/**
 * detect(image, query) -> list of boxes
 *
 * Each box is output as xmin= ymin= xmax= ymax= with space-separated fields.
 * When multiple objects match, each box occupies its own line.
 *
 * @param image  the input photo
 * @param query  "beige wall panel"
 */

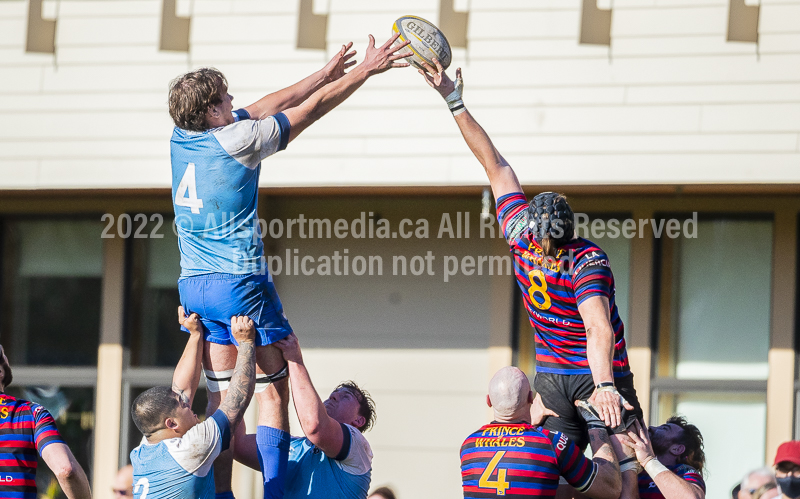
xmin=40 ymin=64 xmax=186 ymax=92
xmin=468 ymin=39 xmax=612 ymax=59
xmin=55 ymin=17 xmax=159 ymax=46
xmin=0 ymin=112 xmax=171 ymax=139
xmin=36 ymin=158 xmax=170 ymax=187
xmin=57 ymin=0 xmax=159 ymax=17
xmin=759 ymin=33 xmax=800 ymax=53
xmin=626 ymin=82 xmax=800 ymax=104
xmin=468 ymin=10 xmax=582 ymax=39
xmin=0 ymin=19 xmax=25 ymax=47
xmin=443 ymin=86 xmax=628 ymax=106
xmin=612 ymin=36 xmax=758 ymax=56
xmin=55 ymin=45 xmax=188 ymax=65
xmin=0 ymin=139 xmax=166 ymax=160
xmin=0 ymin=67 xmax=42 ymax=93
xmin=0 ymin=48 xmax=54 ymax=66
xmin=613 ymin=6 xmax=727 ymax=36
xmin=759 ymin=3 xmax=800 ymax=32
xmin=282 ymin=133 xmax=798 ymax=159
xmin=0 ymin=92 xmax=166 ymax=112
xmin=470 ymin=0 xmax=580 ymax=9
xmin=0 ymin=161 xmax=40 ymax=188
xmin=286 ymin=348 xmax=490 ymax=499
xmin=326 ymin=12 xmax=438 ymax=40
xmin=329 ymin=0 xmax=437 ymax=13
xmin=190 ymin=43 xmax=324 ymax=63
xmin=191 ymin=0 xmax=235 ymax=15
xmin=191 ymin=14 xmax=296 ymax=44
xmin=701 ymin=103 xmax=800 ymax=132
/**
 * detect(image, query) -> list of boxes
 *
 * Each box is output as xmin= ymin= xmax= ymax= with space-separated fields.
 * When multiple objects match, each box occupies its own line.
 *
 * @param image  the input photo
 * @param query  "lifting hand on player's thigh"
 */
xmin=588 ymin=386 xmax=634 ymax=428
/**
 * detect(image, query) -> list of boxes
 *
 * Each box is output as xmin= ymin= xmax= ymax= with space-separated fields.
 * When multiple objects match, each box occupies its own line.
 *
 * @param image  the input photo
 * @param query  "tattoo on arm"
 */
xmin=219 ymin=342 xmax=256 ymax=428
xmin=589 ymin=429 xmax=620 ymax=473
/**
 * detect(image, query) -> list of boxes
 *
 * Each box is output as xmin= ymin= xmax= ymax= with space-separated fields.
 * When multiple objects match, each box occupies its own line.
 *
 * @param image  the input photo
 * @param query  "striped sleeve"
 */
xmin=676 ymin=465 xmax=706 ymax=491
xmin=496 ymin=192 xmax=529 ymax=246
xmin=31 ymin=403 xmax=64 ymax=453
xmin=572 ymin=251 xmax=614 ymax=306
xmin=546 ymin=430 xmax=597 ymax=493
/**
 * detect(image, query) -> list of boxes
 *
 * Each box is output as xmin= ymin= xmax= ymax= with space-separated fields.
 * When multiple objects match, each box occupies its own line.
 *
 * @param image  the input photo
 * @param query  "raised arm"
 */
xmin=579 ymin=296 xmax=633 ymax=428
xmin=281 ymin=33 xmax=412 ymax=143
xmin=274 ymin=333 xmax=345 ymax=457
xmin=41 ymin=443 xmax=92 ymax=499
xmin=173 ymin=306 xmax=204 ymax=405
xmin=419 ymin=60 xmax=522 ymax=201
xmin=244 ymin=43 xmax=357 ymax=120
xmin=217 ymin=316 xmax=257 ymax=430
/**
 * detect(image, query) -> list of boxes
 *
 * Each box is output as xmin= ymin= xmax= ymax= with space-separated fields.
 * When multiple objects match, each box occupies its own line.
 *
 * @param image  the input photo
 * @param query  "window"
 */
xmin=652 ymin=216 xmax=772 ymax=498
xmin=1 ymin=219 xmax=103 ymax=366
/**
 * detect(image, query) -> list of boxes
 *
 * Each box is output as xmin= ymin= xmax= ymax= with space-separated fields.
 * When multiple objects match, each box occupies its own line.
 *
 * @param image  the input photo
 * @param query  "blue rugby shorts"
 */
xmin=178 ymin=272 xmax=293 ymax=346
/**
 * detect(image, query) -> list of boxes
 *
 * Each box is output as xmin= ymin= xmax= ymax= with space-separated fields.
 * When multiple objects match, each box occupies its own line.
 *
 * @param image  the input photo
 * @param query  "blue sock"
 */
xmin=257 ymin=426 xmax=290 ymax=499
xmin=215 ymin=492 xmax=235 ymax=499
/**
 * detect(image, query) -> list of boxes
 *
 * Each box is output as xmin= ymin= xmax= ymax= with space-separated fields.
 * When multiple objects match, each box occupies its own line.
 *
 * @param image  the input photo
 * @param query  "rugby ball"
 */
xmin=392 ymin=16 xmax=452 ymax=71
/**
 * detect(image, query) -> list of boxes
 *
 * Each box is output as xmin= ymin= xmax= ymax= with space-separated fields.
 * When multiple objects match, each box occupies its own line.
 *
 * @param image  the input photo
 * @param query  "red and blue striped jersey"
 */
xmin=638 ymin=464 xmax=705 ymax=499
xmin=497 ymin=192 xmax=630 ymax=377
xmin=0 ymin=393 xmax=64 ymax=499
xmin=461 ymin=422 xmax=597 ymax=498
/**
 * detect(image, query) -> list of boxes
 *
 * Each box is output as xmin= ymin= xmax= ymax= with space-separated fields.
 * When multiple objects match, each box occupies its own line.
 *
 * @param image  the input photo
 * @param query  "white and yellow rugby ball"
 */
xmin=392 ymin=16 xmax=452 ymax=71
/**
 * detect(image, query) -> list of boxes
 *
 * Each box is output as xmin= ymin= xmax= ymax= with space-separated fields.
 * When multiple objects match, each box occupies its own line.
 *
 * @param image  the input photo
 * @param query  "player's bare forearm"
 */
xmin=219 ymin=341 xmax=256 ymax=429
xmin=579 ymin=296 xmax=615 ymax=385
xmin=172 ymin=330 xmax=204 ymax=405
xmin=587 ymin=428 xmax=622 ymax=499
xmin=652 ymin=473 xmax=704 ymax=499
xmin=285 ymin=358 xmax=343 ymax=455
xmin=41 ymin=444 xmax=92 ymax=499
xmin=244 ymin=71 xmax=328 ymax=120
xmin=453 ymin=110 xmax=523 ymax=200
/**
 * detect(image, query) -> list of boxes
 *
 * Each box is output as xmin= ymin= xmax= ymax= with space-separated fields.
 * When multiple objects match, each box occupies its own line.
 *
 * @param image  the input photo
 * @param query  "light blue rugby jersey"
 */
xmin=285 ymin=423 xmax=373 ymax=499
xmin=131 ymin=411 xmax=230 ymax=499
xmin=171 ymin=110 xmax=290 ymax=277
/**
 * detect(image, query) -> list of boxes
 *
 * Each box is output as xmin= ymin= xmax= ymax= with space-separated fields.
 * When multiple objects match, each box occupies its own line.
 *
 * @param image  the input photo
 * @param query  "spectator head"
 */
xmin=740 ymin=467 xmax=779 ymax=499
xmin=369 ymin=486 xmax=397 ymax=499
xmin=774 ymin=441 xmax=800 ymax=498
xmin=112 ymin=464 xmax=133 ymax=498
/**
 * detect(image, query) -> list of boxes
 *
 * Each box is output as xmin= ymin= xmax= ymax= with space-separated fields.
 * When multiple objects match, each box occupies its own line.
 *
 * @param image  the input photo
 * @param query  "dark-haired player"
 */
xmin=0 ymin=345 xmax=91 ymax=499
xmin=461 ymin=366 xmax=621 ymax=499
xmin=233 ymin=333 xmax=375 ymax=499
xmin=168 ymin=34 xmax=411 ymax=498
xmin=420 ymin=60 xmax=643 ymax=497
xmin=622 ymin=417 xmax=706 ymax=499
xmin=130 ymin=309 xmax=256 ymax=499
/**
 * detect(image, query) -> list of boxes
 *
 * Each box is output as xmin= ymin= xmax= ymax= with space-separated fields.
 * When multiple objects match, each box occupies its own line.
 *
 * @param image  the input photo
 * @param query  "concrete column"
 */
xmin=766 ymin=209 xmax=797 ymax=463
xmin=627 ymin=209 xmax=654 ymax=424
xmin=93 ymin=235 xmax=126 ymax=495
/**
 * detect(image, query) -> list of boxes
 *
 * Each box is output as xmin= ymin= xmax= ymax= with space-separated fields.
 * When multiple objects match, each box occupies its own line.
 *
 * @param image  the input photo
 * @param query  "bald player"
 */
xmin=460 ymin=367 xmax=621 ymax=499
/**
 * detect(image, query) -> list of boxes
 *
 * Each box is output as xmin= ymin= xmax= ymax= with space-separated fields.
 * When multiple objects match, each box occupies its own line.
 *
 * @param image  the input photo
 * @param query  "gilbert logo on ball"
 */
xmin=392 ymin=16 xmax=452 ymax=71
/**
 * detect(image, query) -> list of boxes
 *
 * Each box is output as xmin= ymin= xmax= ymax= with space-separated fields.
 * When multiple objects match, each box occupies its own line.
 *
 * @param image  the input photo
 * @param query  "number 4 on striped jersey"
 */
xmin=175 ymin=163 xmax=204 ymax=214
xmin=479 ymin=450 xmax=510 ymax=496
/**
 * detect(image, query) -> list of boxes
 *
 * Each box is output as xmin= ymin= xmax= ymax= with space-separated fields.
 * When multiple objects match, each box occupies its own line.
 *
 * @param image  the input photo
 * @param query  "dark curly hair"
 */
xmin=168 ymin=67 xmax=227 ymax=132
xmin=336 ymin=380 xmax=376 ymax=433
xmin=668 ymin=415 xmax=706 ymax=475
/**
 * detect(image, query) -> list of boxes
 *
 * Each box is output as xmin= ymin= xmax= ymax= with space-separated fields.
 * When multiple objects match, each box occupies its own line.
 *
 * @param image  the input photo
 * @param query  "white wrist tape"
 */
xmin=444 ymin=74 xmax=465 ymax=116
xmin=644 ymin=458 xmax=669 ymax=478
xmin=619 ymin=457 xmax=639 ymax=473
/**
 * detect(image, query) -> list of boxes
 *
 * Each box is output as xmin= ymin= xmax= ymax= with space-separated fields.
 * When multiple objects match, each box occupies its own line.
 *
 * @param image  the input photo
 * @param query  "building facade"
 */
xmin=1 ymin=0 xmax=799 ymax=497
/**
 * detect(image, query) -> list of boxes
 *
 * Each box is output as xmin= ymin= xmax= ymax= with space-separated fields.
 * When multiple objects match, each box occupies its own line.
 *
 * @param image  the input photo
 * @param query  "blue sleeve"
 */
xmin=333 ymin=423 xmax=352 ymax=461
xmin=273 ymin=112 xmax=291 ymax=152
xmin=210 ymin=410 xmax=232 ymax=451
xmin=232 ymin=108 xmax=251 ymax=122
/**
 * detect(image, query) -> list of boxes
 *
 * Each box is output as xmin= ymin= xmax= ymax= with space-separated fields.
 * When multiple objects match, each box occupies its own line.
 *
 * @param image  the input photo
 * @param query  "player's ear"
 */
xmin=164 ymin=417 xmax=179 ymax=431
xmin=353 ymin=415 xmax=366 ymax=430
xmin=486 ymin=394 xmax=492 ymax=408
xmin=527 ymin=390 xmax=534 ymax=405
xmin=670 ymin=443 xmax=685 ymax=457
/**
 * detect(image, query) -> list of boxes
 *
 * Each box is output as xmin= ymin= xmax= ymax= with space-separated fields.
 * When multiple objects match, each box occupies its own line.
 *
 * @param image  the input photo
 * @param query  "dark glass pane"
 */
xmin=5 ymin=386 xmax=94 ymax=499
xmin=1 ymin=220 xmax=102 ymax=366
xmin=127 ymin=217 xmax=184 ymax=367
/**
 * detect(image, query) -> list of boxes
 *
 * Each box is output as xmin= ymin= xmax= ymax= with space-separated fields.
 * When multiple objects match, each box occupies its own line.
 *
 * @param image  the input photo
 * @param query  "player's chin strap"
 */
xmin=443 ymin=73 xmax=465 ymax=116
xmin=204 ymin=363 xmax=289 ymax=393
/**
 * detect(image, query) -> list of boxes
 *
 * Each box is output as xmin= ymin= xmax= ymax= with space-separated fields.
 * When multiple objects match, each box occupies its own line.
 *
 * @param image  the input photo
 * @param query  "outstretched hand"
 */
xmin=418 ymin=58 xmax=460 ymax=99
xmin=622 ymin=420 xmax=657 ymax=466
xmin=359 ymin=33 xmax=412 ymax=76
xmin=178 ymin=306 xmax=203 ymax=335
xmin=323 ymin=42 xmax=357 ymax=83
